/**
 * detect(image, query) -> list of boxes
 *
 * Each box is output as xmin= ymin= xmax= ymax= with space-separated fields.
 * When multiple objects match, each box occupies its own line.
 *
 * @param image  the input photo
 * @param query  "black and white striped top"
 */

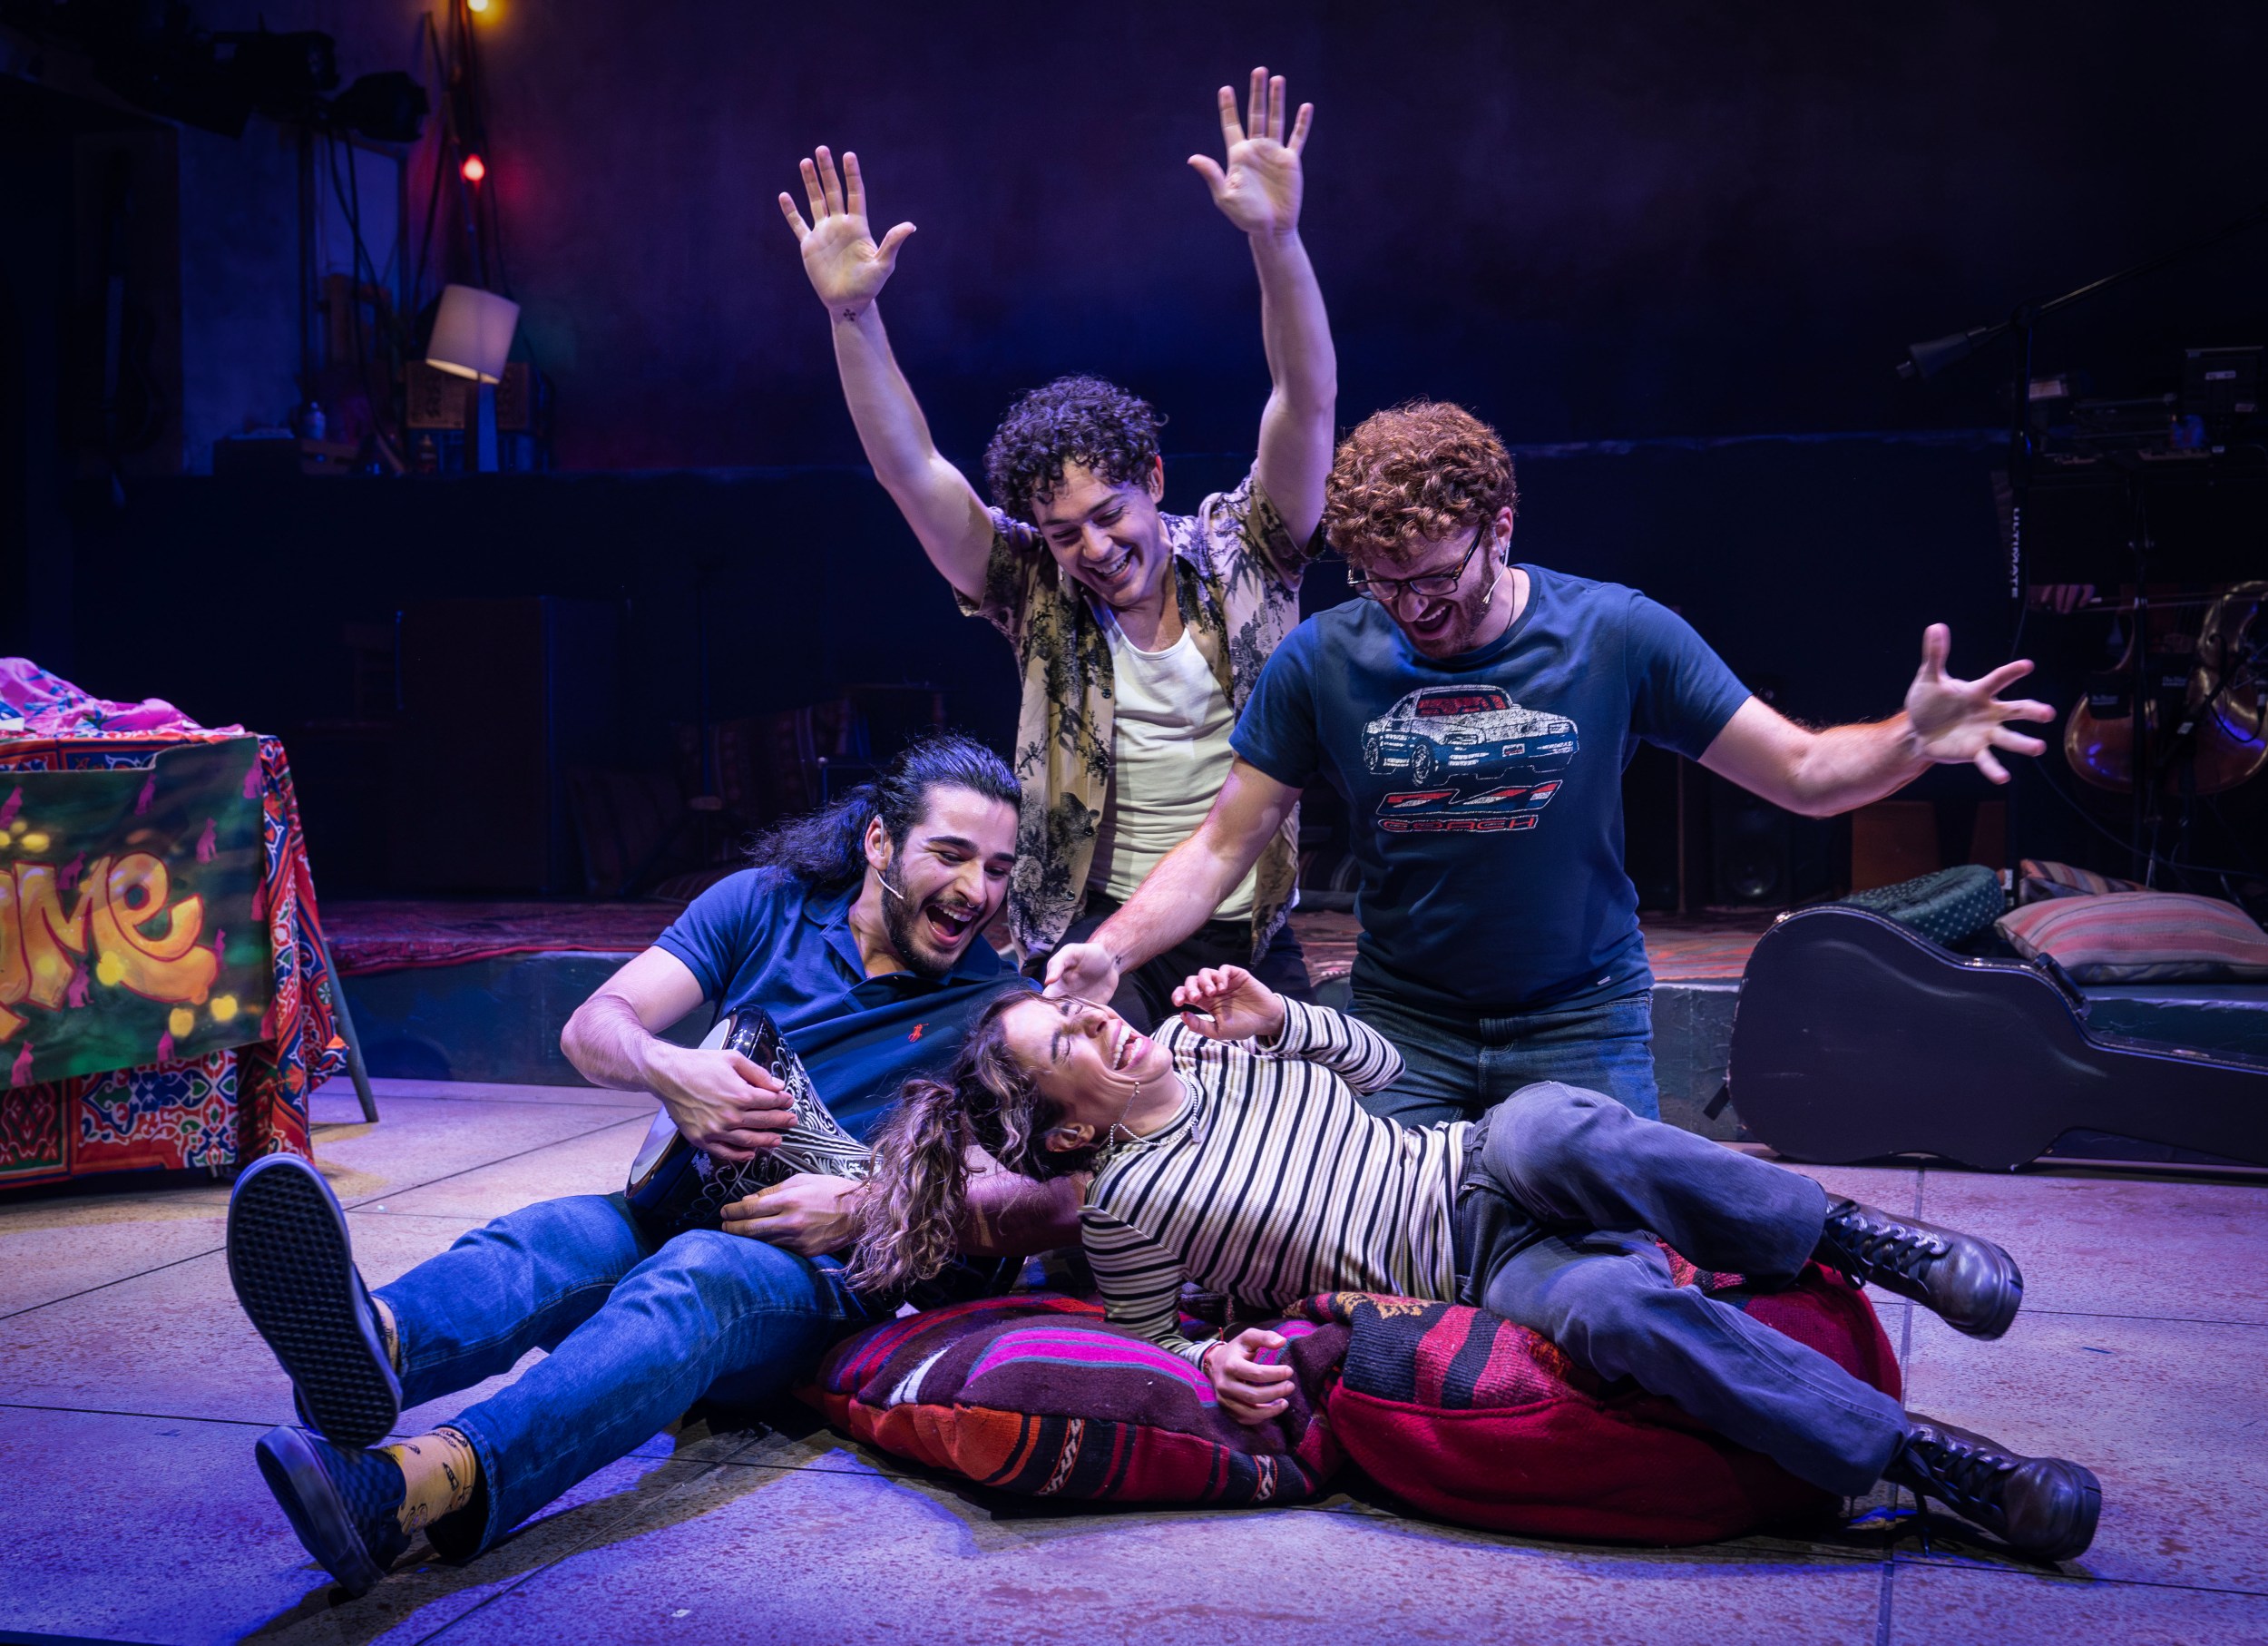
xmin=1080 ymin=997 xmax=1471 ymax=1366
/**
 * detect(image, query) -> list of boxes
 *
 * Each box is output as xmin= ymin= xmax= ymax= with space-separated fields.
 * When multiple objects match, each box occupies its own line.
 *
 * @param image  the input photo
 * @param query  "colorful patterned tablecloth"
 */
xmin=0 ymin=732 xmax=345 ymax=1190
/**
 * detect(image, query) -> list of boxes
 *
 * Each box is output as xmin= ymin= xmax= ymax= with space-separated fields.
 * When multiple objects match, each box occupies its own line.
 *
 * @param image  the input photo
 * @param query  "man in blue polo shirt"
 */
xmin=1048 ymin=402 xmax=2055 ymax=1122
xmin=226 ymin=735 xmax=1073 ymax=1597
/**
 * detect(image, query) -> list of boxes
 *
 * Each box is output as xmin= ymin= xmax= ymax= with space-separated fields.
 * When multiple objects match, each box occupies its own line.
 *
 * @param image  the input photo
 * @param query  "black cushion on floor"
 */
xmin=1833 ymin=865 xmax=2005 ymax=948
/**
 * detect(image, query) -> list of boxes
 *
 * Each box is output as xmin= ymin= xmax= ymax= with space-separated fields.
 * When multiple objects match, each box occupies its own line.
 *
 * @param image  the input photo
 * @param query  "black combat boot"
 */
xmin=1813 ymin=1200 xmax=2023 ymax=1339
xmin=1884 ymin=1415 xmax=2101 ymax=1563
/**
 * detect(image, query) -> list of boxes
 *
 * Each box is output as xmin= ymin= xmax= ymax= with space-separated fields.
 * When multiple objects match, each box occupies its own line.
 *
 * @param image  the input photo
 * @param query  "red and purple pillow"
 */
xmin=801 ymin=1259 xmax=1900 ymax=1542
xmin=799 ymin=1292 xmax=1346 ymax=1506
xmin=1292 ymin=1259 xmax=1901 ymax=1543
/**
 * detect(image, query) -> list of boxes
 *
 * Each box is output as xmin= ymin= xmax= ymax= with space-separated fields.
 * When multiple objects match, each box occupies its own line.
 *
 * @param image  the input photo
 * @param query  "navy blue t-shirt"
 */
xmin=1232 ymin=565 xmax=1750 ymax=1014
xmin=655 ymin=867 xmax=1031 ymax=1141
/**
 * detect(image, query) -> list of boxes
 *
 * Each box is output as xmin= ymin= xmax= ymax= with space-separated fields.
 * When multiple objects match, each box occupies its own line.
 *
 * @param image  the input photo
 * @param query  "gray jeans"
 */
xmin=1452 ymin=1083 xmax=1909 ymax=1495
xmin=1352 ymin=982 xmax=1661 ymax=1124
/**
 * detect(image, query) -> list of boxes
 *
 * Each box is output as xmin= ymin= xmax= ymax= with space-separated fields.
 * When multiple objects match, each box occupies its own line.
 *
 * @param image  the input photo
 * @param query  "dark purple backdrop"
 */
xmin=8 ymin=1 xmax=2266 ymax=894
xmin=457 ymin=1 xmax=2268 ymax=468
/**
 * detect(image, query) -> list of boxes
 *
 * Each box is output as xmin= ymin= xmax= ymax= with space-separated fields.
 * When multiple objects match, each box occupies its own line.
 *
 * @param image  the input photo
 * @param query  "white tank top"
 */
xmin=1090 ymin=614 xmax=1259 ymax=921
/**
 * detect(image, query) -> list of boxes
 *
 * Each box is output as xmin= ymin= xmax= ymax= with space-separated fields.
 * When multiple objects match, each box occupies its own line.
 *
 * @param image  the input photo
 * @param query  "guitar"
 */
xmin=2062 ymin=581 xmax=2266 ymax=797
xmin=624 ymin=1006 xmax=870 ymax=1241
xmin=1726 ymin=905 xmax=2268 ymax=1171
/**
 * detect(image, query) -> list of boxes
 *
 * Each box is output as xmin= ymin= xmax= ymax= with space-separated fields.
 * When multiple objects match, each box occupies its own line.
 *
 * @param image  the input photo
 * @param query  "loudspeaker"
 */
xmin=1708 ymin=774 xmax=1842 ymax=908
xmin=1711 ymin=779 xmax=1789 ymax=906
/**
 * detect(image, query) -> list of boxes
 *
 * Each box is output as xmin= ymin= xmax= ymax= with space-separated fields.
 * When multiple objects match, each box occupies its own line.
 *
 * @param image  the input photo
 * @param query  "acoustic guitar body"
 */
xmin=1727 ymin=906 xmax=2268 ymax=1171
xmin=2061 ymin=581 xmax=2266 ymax=796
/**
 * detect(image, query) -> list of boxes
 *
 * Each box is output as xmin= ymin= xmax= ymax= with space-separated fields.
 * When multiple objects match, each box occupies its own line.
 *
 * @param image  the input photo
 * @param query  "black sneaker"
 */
xmin=255 ymin=1427 xmax=412 ymax=1597
xmin=1813 ymin=1199 xmax=2024 ymax=1340
xmin=1885 ymin=1415 xmax=2102 ymax=1563
xmin=229 ymin=1154 xmax=402 ymax=1448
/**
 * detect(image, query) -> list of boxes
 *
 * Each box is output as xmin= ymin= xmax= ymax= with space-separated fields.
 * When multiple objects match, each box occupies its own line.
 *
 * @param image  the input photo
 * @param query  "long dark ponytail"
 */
xmin=847 ymin=988 xmax=1098 ymax=1293
xmin=743 ymin=730 xmax=1019 ymax=895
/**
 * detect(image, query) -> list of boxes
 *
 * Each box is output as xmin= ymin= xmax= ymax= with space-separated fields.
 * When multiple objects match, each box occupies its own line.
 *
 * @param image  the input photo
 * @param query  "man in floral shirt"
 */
xmin=779 ymin=66 xmax=1338 ymax=1027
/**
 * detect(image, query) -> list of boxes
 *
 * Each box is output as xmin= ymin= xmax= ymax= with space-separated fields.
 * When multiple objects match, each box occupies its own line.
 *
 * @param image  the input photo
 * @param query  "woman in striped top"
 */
xmin=850 ymin=966 xmax=2100 ymax=1562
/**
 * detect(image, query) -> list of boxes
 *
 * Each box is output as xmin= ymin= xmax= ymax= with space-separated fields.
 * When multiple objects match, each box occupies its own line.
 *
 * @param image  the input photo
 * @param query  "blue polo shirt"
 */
xmin=1233 ymin=565 xmax=1750 ymax=1016
xmin=654 ymin=867 xmax=1029 ymax=1141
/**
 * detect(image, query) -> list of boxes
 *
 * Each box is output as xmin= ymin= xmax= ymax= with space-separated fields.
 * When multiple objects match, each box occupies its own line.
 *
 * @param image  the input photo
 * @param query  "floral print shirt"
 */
xmin=957 ymin=468 xmax=1316 ymax=962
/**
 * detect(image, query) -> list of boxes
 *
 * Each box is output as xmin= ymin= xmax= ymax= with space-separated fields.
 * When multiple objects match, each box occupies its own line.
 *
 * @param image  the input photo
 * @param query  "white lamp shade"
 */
xmin=426 ymin=283 xmax=521 ymax=384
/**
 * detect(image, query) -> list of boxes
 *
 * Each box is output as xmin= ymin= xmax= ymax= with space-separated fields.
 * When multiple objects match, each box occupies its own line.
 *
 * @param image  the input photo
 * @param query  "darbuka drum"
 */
xmin=624 ymin=1005 xmax=869 ymax=1241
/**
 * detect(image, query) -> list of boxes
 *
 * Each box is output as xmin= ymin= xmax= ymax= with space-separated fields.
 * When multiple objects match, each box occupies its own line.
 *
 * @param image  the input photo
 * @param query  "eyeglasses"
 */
xmin=1344 ymin=523 xmax=1492 ymax=604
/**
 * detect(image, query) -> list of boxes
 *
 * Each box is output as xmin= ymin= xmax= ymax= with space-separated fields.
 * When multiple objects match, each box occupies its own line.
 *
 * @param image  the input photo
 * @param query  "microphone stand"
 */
xmin=1895 ymin=197 xmax=2268 ymax=877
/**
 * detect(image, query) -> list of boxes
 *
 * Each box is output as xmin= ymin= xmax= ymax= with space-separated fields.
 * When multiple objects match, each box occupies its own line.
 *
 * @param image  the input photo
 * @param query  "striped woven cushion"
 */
xmin=1998 ymin=891 xmax=2268 ymax=983
xmin=797 ymin=1292 xmax=1347 ymax=1506
xmin=2019 ymin=857 xmax=2146 ymax=904
xmin=1283 ymin=1261 xmax=1901 ymax=1543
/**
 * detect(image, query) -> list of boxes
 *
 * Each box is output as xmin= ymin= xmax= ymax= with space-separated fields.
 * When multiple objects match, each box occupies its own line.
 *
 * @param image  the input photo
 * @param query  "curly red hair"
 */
xmin=1322 ymin=401 xmax=1518 ymax=568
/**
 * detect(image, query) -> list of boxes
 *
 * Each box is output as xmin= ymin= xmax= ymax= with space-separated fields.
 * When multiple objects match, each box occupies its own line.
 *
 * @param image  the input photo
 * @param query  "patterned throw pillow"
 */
xmin=1836 ymin=865 xmax=2006 ymax=946
xmin=2019 ymin=858 xmax=2146 ymax=905
xmin=1287 ymin=1260 xmax=1901 ymax=1543
xmin=1998 ymin=891 xmax=2268 ymax=983
xmin=798 ymin=1293 xmax=1347 ymax=1506
xmin=804 ymin=1264 xmax=1900 ymax=1542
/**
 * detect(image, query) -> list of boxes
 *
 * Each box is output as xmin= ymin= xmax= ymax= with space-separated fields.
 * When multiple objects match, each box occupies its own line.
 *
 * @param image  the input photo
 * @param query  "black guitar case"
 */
xmin=1726 ymin=904 xmax=2268 ymax=1170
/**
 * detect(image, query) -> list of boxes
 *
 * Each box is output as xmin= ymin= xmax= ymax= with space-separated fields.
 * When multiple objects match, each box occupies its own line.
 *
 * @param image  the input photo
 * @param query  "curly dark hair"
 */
xmin=742 ymin=730 xmax=1018 ymax=896
xmin=1322 ymin=400 xmax=1520 ymax=569
xmin=982 ymin=375 xmax=1163 ymax=524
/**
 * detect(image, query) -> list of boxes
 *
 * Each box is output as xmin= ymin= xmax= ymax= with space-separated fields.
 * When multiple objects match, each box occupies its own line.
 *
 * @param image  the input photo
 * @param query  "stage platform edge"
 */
xmin=338 ymin=953 xmax=2267 ymax=1167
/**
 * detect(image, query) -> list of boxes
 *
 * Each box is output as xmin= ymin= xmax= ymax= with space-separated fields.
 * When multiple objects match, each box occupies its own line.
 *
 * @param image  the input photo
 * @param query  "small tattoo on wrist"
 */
xmin=840 ymin=307 xmax=863 ymax=322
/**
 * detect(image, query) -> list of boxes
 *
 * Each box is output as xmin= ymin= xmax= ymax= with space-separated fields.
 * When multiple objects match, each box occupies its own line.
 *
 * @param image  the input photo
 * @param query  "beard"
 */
xmin=879 ymin=863 xmax=982 ymax=981
xmin=1396 ymin=561 xmax=1509 ymax=658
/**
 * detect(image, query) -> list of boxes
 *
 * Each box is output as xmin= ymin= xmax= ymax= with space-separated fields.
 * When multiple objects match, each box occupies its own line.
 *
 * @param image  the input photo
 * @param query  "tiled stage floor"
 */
xmin=4 ymin=1077 xmax=2264 ymax=1645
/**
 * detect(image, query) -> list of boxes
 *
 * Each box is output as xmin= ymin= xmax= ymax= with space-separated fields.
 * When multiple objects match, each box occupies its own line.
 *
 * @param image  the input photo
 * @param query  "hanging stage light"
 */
xmin=461 ymin=152 xmax=487 ymax=184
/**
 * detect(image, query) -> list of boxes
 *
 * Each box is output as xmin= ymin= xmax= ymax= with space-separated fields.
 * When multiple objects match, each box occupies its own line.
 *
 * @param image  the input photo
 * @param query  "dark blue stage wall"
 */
xmin=19 ymin=3 xmax=2268 ymax=891
xmin=65 ymin=437 xmax=2036 ymax=896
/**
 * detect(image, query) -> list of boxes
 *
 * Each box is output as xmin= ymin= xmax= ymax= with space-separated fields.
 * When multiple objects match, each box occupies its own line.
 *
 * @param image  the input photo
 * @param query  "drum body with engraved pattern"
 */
xmin=624 ymin=1005 xmax=870 ymax=1241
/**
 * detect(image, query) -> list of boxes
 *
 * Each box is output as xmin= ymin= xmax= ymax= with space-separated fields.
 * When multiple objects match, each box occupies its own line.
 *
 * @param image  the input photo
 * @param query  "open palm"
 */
xmin=778 ymin=147 xmax=914 ymax=314
xmin=1191 ymin=67 xmax=1313 ymax=237
xmin=1904 ymin=623 xmax=2056 ymax=783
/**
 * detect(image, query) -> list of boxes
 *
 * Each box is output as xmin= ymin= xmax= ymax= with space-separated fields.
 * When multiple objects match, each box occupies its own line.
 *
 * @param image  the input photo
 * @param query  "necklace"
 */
xmin=1101 ymin=1078 xmax=1142 ymax=1153
xmin=1099 ymin=1064 xmax=1183 ymax=1157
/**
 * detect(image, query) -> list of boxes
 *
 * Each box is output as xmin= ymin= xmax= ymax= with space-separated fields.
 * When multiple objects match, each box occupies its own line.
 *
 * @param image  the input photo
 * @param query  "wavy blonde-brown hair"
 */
xmin=847 ymin=989 xmax=1098 ymax=1295
xmin=1321 ymin=400 xmax=1519 ymax=569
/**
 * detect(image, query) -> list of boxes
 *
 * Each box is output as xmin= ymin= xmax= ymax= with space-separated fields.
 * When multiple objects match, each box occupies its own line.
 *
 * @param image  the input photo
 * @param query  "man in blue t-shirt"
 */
xmin=225 ymin=735 xmax=1070 ymax=1598
xmin=1047 ymin=402 xmax=2055 ymax=1122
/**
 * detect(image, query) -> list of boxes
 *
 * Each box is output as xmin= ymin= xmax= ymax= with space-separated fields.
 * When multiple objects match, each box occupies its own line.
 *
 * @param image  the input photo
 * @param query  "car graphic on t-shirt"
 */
xmin=1361 ymin=686 xmax=1580 ymax=785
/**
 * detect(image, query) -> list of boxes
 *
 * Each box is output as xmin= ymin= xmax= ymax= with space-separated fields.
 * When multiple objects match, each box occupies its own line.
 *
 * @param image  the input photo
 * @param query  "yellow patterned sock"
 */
xmin=378 ymin=1427 xmax=479 ymax=1535
xmin=370 ymin=1296 xmax=401 ymax=1370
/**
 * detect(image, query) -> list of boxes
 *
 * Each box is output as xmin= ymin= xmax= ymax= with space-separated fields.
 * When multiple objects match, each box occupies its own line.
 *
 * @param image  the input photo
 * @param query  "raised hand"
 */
xmin=1904 ymin=623 xmax=2057 ymax=783
xmin=1189 ymin=66 xmax=1313 ymax=238
xmin=777 ymin=147 xmax=915 ymax=319
xmin=1171 ymin=965 xmax=1286 ymax=1043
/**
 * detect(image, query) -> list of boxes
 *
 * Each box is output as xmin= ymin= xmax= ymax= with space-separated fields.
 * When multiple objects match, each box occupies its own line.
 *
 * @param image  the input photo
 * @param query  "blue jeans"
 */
xmin=373 ymin=1193 xmax=877 ymax=1557
xmin=1351 ymin=981 xmax=1661 ymax=1123
xmin=1455 ymin=1083 xmax=1908 ymax=1494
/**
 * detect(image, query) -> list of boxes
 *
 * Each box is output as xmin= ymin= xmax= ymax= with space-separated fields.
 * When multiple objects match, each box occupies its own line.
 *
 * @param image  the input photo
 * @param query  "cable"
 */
xmin=2018 ymin=753 xmax=2263 ymax=887
xmin=410 ymin=10 xmax=456 ymax=309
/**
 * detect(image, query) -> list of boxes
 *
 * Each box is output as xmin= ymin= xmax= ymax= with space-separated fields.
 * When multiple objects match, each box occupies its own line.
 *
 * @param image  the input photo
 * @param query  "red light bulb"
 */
xmin=461 ymin=153 xmax=486 ymax=184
